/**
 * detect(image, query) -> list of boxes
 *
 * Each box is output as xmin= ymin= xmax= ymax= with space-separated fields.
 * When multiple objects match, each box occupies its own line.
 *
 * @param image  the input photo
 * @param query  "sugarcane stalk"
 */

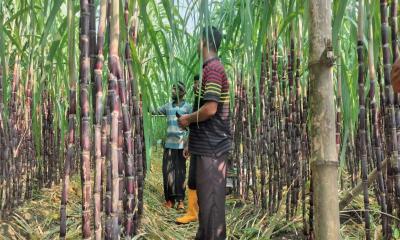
xmin=104 ymin=1 xmax=113 ymax=238
xmin=298 ymin=22 xmax=309 ymax=233
xmin=110 ymin=80 xmax=120 ymax=239
xmin=9 ymin=56 xmax=20 ymax=209
xmin=135 ymin=103 xmax=145 ymax=229
xmin=339 ymin=158 xmax=389 ymax=210
xmin=127 ymin=5 xmax=144 ymax=231
xmin=292 ymin=34 xmax=301 ymax=219
xmin=390 ymin=0 xmax=398 ymax=62
xmin=108 ymin=0 xmax=122 ymax=237
xmin=0 ymin=60 xmax=3 ymax=215
xmin=250 ymin=83 xmax=258 ymax=205
xmin=356 ymin=1 xmax=371 ymax=238
xmin=260 ymin=42 xmax=268 ymax=210
xmin=89 ymin=0 xmax=97 ymax=105
xmin=105 ymin=94 xmax=113 ymax=239
xmin=79 ymin=0 xmax=92 ymax=238
xmin=367 ymin=0 xmax=388 ymax=235
xmin=380 ymin=1 xmax=399 ymax=236
xmin=122 ymin=0 xmax=138 ymax=235
xmin=390 ymin=0 xmax=400 ymax=219
xmin=93 ymin=0 xmax=107 ymax=239
xmin=271 ymin=35 xmax=279 ymax=213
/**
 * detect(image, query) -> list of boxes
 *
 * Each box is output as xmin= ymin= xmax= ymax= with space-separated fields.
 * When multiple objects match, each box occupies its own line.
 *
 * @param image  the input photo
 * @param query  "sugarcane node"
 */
xmin=109 ymin=55 xmax=121 ymax=76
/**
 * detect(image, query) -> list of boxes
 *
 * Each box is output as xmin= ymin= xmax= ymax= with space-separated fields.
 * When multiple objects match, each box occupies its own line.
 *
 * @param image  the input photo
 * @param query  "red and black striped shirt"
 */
xmin=189 ymin=57 xmax=232 ymax=157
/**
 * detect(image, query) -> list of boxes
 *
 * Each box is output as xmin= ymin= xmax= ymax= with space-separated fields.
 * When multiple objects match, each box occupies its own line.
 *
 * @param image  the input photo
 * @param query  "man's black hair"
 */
xmin=202 ymin=26 xmax=222 ymax=52
xmin=194 ymin=74 xmax=200 ymax=81
xmin=176 ymin=81 xmax=186 ymax=94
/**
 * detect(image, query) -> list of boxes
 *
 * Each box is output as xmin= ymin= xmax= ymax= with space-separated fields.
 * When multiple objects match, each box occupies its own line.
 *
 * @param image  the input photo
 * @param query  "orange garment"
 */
xmin=391 ymin=58 xmax=400 ymax=93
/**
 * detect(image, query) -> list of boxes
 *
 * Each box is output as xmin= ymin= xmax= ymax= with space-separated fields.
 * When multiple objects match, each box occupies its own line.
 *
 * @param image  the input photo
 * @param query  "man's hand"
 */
xmin=183 ymin=147 xmax=189 ymax=159
xmin=392 ymin=57 xmax=400 ymax=93
xmin=178 ymin=114 xmax=191 ymax=128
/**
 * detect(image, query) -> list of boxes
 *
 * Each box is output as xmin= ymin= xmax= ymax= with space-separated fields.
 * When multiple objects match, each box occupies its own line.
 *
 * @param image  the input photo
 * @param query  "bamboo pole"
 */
xmin=308 ymin=0 xmax=340 ymax=238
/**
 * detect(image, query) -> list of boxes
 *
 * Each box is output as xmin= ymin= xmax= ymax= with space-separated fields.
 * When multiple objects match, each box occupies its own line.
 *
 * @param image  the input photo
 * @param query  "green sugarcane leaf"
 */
xmin=39 ymin=0 xmax=63 ymax=48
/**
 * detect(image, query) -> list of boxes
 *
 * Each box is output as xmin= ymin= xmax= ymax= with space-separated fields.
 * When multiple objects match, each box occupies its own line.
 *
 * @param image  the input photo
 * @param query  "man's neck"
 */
xmin=202 ymin=49 xmax=218 ymax=63
xmin=173 ymin=98 xmax=184 ymax=105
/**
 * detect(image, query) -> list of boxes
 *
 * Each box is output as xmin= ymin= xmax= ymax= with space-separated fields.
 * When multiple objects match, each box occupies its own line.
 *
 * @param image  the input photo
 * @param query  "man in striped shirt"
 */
xmin=178 ymin=26 xmax=231 ymax=240
xmin=152 ymin=81 xmax=192 ymax=209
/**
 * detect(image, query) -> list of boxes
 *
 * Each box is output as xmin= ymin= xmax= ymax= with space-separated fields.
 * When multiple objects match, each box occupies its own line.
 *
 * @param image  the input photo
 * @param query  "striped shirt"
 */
xmin=189 ymin=57 xmax=232 ymax=157
xmin=154 ymin=101 xmax=192 ymax=149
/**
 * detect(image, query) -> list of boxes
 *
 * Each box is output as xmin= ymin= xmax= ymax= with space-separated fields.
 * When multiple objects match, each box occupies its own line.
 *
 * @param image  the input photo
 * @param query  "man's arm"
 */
xmin=179 ymin=64 xmax=222 ymax=127
xmin=151 ymin=103 xmax=168 ymax=115
xmin=187 ymin=101 xmax=218 ymax=123
xmin=178 ymin=100 xmax=218 ymax=128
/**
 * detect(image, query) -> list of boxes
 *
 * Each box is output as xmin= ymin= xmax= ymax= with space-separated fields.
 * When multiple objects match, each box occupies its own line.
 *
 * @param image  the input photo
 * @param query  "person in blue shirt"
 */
xmin=152 ymin=81 xmax=192 ymax=209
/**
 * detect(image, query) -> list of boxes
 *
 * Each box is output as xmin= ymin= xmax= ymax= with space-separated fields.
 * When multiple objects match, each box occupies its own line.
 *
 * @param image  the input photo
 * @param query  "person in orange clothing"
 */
xmin=392 ymin=58 xmax=400 ymax=93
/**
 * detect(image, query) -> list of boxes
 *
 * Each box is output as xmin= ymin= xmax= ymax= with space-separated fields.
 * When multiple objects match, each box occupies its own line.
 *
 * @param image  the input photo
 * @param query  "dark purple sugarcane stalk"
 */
xmin=250 ymin=82 xmax=258 ymax=205
xmin=242 ymin=86 xmax=250 ymax=200
xmin=134 ymin=102 xmax=145 ymax=231
xmin=271 ymin=35 xmax=279 ymax=213
xmin=117 ymin=97 xmax=125 ymax=225
xmin=233 ymin=71 xmax=243 ymax=196
xmin=105 ymin=88 xmax=113 ymax=239
xmin=60 ymin=93 xmax=76 ymax=238
xmin=107 ymin=0 xmax=125 ymax=237
xmin=278 ymin=57 xmax=286 ymax=211
xmin=89 ymin=0 xmax=96 ymax=58
xmin=380 ymin=1 xmax=399 ymax=236
xmin=93 ymin=0 xmax=107 ymax=238
xmin=47 ymin=95 xmax=55 ymax=187
xmin=79 ymin=0 xmax=92 ymax=238
xmin=60 ymin=83 xmax=76 ymax=239
xmin=357 ymin=1 xmax=371 ymax=238
xmin=260 ymin=42 xmax=268 ymax=210
xmin=130 ymin=4 xmax=145 ymax=229
xmin=368 ymin=11 xmax=388 ymax=234
xmin=122 ymin=0 xmax=139 ymax=235
xmin=288 ymin=30 xmax=300 ymax=219
xmin=0 ymin=63 xmax=4 ymax=213
xmin=285 ymin=43 xmax=293 ymax=221
xmin=9 ymin=57 xmax=20 ymax=209
xmin=390 ymin=0 xmax=398 ymax=62
xmin=109 ymin=79 xmax=120 ymax=238
xmin=309 ymin=171 xmax=314 ymax=240
xmin=0 ymin=61 xmax=9 ymax=216
xmin=104 ymin=1 xmax=113 ymax=238
xmin=390 ymin=0 xmax=400 ymax=217
xmin=292 ymin=39 xmax=301 ymax=219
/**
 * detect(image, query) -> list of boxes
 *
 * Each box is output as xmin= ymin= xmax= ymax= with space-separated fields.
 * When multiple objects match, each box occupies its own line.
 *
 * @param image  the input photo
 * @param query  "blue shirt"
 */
xmin=154 ymin=101 xmax=192 ymax=149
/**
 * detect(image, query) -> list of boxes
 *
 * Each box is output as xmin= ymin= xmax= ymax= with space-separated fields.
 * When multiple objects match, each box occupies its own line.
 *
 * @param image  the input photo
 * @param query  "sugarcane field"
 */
xmin=3 ymin=0 xmax=400 ymax=239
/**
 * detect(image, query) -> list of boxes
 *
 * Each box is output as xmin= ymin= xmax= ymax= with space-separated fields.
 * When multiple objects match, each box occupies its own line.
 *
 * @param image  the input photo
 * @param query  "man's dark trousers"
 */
xmin=194 ymin=154 xmax=227 ymax=240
